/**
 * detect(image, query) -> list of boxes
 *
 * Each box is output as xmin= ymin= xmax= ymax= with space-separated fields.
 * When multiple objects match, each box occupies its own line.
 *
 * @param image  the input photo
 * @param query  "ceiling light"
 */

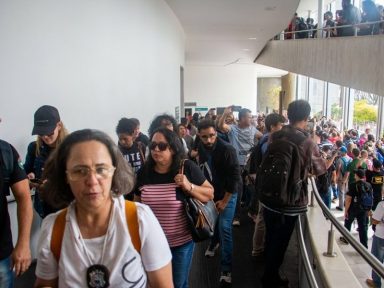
xmin=248 ymin=37 xmax=257 ymax=40
xmin=243 ymin=48 xmax=250 ymax=52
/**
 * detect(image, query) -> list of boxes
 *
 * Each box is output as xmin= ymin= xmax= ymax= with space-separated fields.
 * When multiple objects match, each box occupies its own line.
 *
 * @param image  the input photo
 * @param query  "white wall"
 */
xmin=0 ymin=0 xmax=185 ymax=157
xmin=184 ymin=64 xmax=257 ymax=114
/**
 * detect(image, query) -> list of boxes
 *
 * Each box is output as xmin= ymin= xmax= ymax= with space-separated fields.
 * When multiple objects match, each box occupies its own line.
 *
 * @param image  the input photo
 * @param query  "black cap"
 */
xmin=373 ymin=159 xmax=383 ymax=169
xmin=32 ymin=105 xmax=60 ymax=136
xmin=354 ymin=169 xmax=366 ymax=179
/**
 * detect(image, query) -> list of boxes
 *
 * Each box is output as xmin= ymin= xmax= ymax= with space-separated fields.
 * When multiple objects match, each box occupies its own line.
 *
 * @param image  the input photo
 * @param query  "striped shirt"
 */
xmin=140 ymin=183 xmax=191 ymax=247
xmin=135 ymin=160 xmax=206 ymax=247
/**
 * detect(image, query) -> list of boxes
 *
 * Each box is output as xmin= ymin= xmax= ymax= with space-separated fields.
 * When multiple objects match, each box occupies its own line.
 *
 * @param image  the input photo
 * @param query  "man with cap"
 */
xmin=336 ymin=146 xmax=352 ymax=211
xmin=340 ymin=168 xmax=372 ymax=248
xmin=24 ymin=105 xmax=67 ymax=218
xmin=0 ymin=136 xmax=33 ymax=286
xmin=366 ymin=159 xmax=384 ymax=211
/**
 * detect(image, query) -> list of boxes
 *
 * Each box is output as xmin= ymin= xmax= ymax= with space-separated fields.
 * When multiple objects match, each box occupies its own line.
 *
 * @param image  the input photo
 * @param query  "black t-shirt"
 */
xmin=135 ymin=133 xmax=150 ymax=147
xmin=119 ymin=143 xmax=145 ymax=174
xmin=134 ymin=159 xmax=206 ymax=196
xmin=0 ymin=142 xmax=28 ymax=260
xmin=365 ymin=170 xmax=384 ymax=208
xmin=346 ymin=180 xmax=372 ymax=210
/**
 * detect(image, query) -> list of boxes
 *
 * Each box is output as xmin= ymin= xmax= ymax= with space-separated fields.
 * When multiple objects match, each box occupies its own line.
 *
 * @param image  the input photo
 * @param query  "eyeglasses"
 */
xmin=149 ymin=141 xmax=169 ymax=151
xmin=200 ymin=133 xmax=217 ymax=140
xmin=66 ymin=166 xmax=116 ymax=181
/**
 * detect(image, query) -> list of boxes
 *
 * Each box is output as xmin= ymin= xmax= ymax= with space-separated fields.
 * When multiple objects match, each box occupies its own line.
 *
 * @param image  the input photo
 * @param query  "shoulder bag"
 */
xmin=179 ymin=159 xmax=218 ymax=242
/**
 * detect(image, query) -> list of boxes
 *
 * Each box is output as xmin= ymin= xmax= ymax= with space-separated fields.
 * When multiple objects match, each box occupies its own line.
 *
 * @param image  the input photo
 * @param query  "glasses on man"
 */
xmin=200 ymin=133 xmax=217 ymax=140
xmin=66 ymin=166 xmax=116 ymax=181
xmin=149 ymin=141 xmax=169 ymax=151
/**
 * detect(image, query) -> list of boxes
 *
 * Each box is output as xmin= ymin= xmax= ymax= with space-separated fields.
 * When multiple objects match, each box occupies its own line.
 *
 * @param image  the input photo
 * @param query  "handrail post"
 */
xmin=309 ymin=187 xmax=315 ymax=207
xmin=354 ymin=25 xmax=358 ymax=36
xmin=323 ymin=223 xmax=337 ymax=257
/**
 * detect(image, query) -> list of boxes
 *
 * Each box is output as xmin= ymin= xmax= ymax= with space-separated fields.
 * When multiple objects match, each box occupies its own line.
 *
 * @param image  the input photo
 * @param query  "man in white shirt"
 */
xmin=367 ymin=200 xmax=384 ymax=288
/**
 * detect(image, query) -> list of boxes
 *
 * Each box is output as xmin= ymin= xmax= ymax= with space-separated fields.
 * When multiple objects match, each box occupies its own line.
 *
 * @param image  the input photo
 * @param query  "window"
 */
xmin=308 ymin=78 xmax=325 ymax=116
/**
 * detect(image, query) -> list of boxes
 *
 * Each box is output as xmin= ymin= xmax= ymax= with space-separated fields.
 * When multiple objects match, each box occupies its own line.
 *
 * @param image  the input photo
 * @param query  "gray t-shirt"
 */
xmin=228 ymin=125 xmax=258 ymax=165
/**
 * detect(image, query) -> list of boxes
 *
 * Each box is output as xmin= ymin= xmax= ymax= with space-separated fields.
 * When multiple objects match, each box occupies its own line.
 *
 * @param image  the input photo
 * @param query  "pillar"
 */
xmin=281 ymin=72 xmax=297 ymax=109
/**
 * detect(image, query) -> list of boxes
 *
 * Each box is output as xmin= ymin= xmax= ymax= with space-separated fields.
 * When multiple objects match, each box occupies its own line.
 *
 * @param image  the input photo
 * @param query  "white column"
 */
xmin=317 ymin=0 xmax=324 ymax=38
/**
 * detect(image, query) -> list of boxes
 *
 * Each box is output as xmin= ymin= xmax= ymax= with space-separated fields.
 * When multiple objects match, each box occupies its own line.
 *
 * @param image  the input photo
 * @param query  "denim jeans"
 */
xmin=320 ymin=186 xmax=332 ymax=209
xmin=0 ymin=256 xmax=14 ymax=288
xmin=344 ymin=207 xmax=368 ymax=248
xmin=170 ymin=240 xmax=194 ymax=288
xmin=263 ymin=208 xmax=298 ymax=281
xmin=337 ymin=180 xmax=347 ymax=210
xmin=371 ymin=235 xmax=384 ymax=287
xmin=331 ymin=184 xmax=338 ymax=199
xmin=209 ymin=193 xmax=237 ymax=272
xmin=234 ymin=173 xmax=243 ymax=220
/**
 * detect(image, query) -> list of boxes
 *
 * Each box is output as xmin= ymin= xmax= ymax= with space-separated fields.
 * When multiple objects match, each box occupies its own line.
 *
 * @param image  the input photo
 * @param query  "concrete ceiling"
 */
xmin=165 ymin=0 xmax=301 ymax=66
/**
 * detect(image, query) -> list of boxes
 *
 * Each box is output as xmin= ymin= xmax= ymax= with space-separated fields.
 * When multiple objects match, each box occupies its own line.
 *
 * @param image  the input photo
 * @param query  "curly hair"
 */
xmin=148 ymin=114 xmax=177 ymax=135
xmin=116 ymin=117 xmax=136 ymax=135
xmin=142 ymin=127 xmax=185 ymax=178
xmin=42 ymin=129 xmax=135 ymax=209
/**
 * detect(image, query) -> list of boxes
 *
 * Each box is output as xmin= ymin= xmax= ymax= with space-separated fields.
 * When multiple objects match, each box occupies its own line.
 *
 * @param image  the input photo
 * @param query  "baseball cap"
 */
xmin=32 ymin=105 xmax=60 ymax=136
xmin=339 ymin=146 xmax=347 ymax=153
xmin=354 ymin=169 xmax=365 ymax=179
xmin=373 ymin=159 xmax=383 ymax=169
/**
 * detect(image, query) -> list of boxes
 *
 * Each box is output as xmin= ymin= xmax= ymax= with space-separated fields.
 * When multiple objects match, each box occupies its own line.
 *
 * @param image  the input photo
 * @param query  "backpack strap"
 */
xmin=125 ymin=200 xmax=141 ymax=254
xmin=51 ymin=208 xmax=67 ymax=263
xmin=50 ymin=201 xmax=141 ymax=263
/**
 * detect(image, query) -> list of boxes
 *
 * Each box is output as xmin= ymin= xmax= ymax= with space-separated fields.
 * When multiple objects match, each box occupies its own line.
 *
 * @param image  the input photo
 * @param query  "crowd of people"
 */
xmin=310 ymin=117 xmax=384 ymax=288
xmin=2 ymin=99 xmax=384 ymax=287
xmin=284 ymin=0 xmax=384 ymax=39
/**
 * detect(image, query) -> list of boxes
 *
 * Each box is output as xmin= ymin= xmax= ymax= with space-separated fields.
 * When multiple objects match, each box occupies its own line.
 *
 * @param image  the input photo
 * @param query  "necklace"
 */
xmin=76 ymin=205 xmax=114 ymax=288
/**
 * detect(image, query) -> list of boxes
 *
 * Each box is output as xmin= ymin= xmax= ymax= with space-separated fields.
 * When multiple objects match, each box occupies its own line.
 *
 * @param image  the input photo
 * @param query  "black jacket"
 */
xmin=198 ymin=137 xmax=240 ymax=201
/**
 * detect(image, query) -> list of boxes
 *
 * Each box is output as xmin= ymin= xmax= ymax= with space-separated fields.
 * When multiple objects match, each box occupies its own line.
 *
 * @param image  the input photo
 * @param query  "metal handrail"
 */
xmin=280 ymin=19 xmax=384 ymax=38
xmin=297 ymin=215 xmax=319 ymax=288
xmin=309 ymin=177 xmax=384 ymax=278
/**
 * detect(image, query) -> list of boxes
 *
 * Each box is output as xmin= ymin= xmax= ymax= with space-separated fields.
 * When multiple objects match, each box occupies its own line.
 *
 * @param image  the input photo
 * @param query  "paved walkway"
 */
xmin=330 ymin=199 xmax=374 ymax=288
xmin=189 ymin=207 xmax=299 ymax=288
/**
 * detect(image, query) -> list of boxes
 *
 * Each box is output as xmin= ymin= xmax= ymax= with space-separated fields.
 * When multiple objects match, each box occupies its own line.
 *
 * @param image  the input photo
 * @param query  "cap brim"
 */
xmin=32 ymin=124 xmax=56 ymax=136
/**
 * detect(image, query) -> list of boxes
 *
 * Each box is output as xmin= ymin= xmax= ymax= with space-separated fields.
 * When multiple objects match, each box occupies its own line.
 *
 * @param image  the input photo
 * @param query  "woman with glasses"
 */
xmin=24 ymin=105 xmax=68 ymax=218
xmin=134 ymin=128 xmax=214 ymax=288
xmin=34 ymin=129 xmax=173 ymax=288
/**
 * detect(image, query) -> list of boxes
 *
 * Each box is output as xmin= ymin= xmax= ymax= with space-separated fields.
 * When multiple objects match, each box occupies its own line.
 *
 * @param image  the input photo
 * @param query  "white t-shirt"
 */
xmin=35 ymin=196 xmax=172 ymax=287
xmin=373 ymin=201 xmax=384 ymax=239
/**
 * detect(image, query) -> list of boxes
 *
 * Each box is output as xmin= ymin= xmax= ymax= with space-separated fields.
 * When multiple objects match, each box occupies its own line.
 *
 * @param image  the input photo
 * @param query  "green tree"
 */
xmin=354 ymin=99 xmax=377 ymax=124
xmin=331 ymin=103 xmax=342 ymax=120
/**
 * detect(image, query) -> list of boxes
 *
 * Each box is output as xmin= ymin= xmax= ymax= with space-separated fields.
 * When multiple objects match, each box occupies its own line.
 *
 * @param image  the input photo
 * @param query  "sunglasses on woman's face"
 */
xmin=149 ymin=141 xmax=169 ymax=151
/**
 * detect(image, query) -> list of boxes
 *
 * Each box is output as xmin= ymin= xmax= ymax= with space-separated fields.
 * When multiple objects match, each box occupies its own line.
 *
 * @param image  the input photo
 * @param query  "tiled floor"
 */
xmin=330 ymin=199 xmax=375 ymax=288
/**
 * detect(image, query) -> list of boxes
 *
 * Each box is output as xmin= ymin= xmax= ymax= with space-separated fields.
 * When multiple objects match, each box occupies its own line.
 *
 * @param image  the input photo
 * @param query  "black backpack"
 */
xmin=257 ymin=129 xmax=307 ymax=213
xmin=357 ymin=181 xmax=373 ymax=211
